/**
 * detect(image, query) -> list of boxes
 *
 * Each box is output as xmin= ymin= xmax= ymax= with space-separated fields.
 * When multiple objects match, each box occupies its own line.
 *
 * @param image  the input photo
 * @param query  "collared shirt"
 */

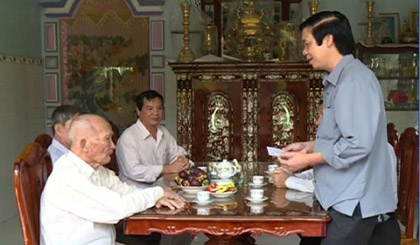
xmin=285 ymin=169 xmax=314 ymax=193
xmin=47 ymin=138 xmax=69 ymax=164
xmin=313 ymin=54 xmax=397 ymax=218
xmin=116 ymin=119 xmax=186 ymax=188
xmin=40 ymin=151 xmax=164 ymax=245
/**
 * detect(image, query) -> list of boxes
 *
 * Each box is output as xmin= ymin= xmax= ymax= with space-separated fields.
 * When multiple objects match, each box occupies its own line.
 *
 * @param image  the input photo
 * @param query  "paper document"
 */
xmin=267 ymin=146 xmax=283 ymax=157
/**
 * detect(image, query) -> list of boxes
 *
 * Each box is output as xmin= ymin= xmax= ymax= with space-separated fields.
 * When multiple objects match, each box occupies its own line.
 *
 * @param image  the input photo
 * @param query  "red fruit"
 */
xmin=190 ymin=178 xmax=201 ymax=186
xmin=179 ymin=170 xmax=187 ymax=179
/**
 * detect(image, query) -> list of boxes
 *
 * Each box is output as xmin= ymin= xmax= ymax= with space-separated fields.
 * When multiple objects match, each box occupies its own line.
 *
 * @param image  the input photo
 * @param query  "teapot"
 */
xmin=214 ymin=159 xmax=239 ymax=179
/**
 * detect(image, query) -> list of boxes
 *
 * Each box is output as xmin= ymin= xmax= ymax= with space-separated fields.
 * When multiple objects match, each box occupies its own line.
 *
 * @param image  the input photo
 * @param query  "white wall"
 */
xmin=0 ymin=62 xmax=45 ymax=223
xmin=0 ymin=0 xmax=44 ymax=223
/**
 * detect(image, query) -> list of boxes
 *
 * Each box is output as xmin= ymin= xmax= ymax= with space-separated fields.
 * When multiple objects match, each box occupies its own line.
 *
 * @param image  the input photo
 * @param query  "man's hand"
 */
xmin=163 ymin=189 xmax=186 ymax=202
xmin=155 ymin=189 xmax=186 ymax=210
xmin=155 ymin=197 xmax=185 ymax=210
xmin=278 ymin=151 xmax=311 ymax=172
xmin=272 ymin=167 xmax=292 ymax=188
xmin=162 ymin=156 xmax=189 ymax=174
xmin=282 ymin=141 xmax=314 ymax=153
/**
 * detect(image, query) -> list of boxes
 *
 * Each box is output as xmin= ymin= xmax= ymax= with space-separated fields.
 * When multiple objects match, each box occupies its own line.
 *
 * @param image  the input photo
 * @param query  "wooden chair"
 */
xmin=105 ymin=120 xmax=120 ymax=174
xmin=397 ymin=127 xmax=419 ymax=240
xmin=34 ymin=134 xmax=52 ymax=149
xmin=13 ymin=142 xmax=52 ymax=245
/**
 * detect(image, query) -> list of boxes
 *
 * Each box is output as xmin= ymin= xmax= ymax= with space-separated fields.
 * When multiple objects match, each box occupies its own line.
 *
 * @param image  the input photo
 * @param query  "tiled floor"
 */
xmin=1 ymin=215 xmax=300 ymax=244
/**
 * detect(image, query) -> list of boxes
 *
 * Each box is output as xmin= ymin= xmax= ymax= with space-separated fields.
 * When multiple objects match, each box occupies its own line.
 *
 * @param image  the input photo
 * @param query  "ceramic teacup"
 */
xmin=250 ymin=205 xmax=264 ymax=214
xmin=268 ymin=164 xmax=279 ymax=173
xmin=252 ymin=175 xmax=264 ymax=185
xmin=196 ymin=207 xmax=211 ymax=215
xmin=197 ymin=191 xmax=210 ymax=202
xmin=198 ymin=166 xmax=208 ymax=173
xmin=250 ymin=189 xmax=264 ymax=200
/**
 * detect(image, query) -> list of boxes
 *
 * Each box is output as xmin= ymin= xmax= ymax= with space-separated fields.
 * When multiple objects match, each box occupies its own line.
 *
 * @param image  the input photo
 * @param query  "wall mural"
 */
xmin=60 ymin=0 xmax=150 ymax=129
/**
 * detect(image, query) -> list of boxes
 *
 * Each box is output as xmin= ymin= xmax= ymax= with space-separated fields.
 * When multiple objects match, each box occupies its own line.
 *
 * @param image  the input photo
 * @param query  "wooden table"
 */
xmin=124 ymin=163 xmax=330 ymax=244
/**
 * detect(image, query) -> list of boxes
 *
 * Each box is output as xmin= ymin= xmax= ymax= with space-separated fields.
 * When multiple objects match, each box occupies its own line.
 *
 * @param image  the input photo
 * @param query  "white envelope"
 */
xmin=266 ymin=146 xmax=283 ymax=157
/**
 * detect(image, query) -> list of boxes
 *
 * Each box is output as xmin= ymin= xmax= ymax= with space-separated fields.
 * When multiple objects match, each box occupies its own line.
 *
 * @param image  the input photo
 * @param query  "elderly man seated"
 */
xmin=40 ymin=114 xmax=185 ymax=245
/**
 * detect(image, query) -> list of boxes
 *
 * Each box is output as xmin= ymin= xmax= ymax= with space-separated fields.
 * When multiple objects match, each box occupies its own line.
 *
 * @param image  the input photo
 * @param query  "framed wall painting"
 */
xmin=410 ymin=10 xmax=418 ymax=34
xmin=45 ymin=56 xmax=58 ymax=69
xmin=378 ymin=13 xmax=400 ymax=44
xmin=44 ymin=22 xmax=58 ymax=52
xmin=45 ymin=73 xmax=59 ymax=103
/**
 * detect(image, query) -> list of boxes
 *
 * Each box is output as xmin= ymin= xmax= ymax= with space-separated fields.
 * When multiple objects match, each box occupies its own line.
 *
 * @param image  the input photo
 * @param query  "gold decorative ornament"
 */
xmin=308 ymin=1 xmax=319 ymax=16
xmin=271 ymin=93 xmax=295 ymax=147
xmin=366 ymin=1 xmax=375 ymax=45
xmin=206 ymin=93 xmax=232 ymax=160
xmin=178 ymin=2 xmax=195 ymax=62
xmin=201 ymin=23 xmax=218 ymax=56
xmin=223 ymin=0 xmax=274 ymax=61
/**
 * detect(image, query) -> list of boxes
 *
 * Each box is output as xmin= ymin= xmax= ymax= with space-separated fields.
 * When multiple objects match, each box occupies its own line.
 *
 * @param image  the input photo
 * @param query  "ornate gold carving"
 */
xmin=265 ymin=74 xmax=282 ymax=80
xmin=271 ymin=93 xmax=296 ymax=147
xmin=366 ymin=1 xmax=375 ymax=45
xmin=308 ymin=79 xmax=324 ymax=140
xmin=177 ymin=80 xmax=193 ymax=156
xmin=242 ymin=79 xmax=258 ymax=174
xmin=285 ymin=73 xmax=303 ymax=80
xmin=206 ymin=93 xmax=233 ymax=160
xmin=219 ymin=74 xmax=236 ymax=80
xmin=200 ymin=74 xmax=215 ymax=82
xmin=223 ymin=0 xmax=274 ymax=61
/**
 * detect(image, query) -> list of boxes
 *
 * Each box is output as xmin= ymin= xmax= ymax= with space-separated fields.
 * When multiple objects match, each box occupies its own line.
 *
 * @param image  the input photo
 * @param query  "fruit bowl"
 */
xmin=178 ymin=185 xmax=207 ymax=194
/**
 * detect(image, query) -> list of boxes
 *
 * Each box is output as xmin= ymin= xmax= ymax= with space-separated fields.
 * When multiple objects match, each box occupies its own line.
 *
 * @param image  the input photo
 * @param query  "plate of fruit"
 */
xmin=206 ymin=182 xmax=237 ymax=198
xmin=175 ymin=168 xmax=209 ymax=194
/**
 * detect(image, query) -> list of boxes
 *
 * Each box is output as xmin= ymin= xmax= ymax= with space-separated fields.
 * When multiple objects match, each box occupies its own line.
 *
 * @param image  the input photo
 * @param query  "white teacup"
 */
xmin=197 ymin=207 xmax=210 ymax=215
xmin=250 ymin=189 xmax=264 ymax=200
xmin=198 ymin=166 xmax=208 ymax=173
xmin=268 ymin=164 xmax=279 ymax=173
xmin=250 ymin=205 xmax=264 ymax=214
xmin=252 ymin=175 xmax=264 ymax=185
xmin=197 ymin=191 xmax=210 ymax=202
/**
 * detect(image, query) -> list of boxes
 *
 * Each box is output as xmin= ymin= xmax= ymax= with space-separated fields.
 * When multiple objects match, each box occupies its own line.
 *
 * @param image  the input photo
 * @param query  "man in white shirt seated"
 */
xmin=40 ymin=114 xmax=185 ymax=245
xmin=116 ymin=90 xmax=190 ymax=189
xmin=47 ymin=105 xmax=82 ymax=163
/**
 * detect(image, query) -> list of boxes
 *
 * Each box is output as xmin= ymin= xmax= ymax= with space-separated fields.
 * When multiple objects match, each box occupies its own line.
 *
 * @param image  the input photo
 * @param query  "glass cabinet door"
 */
xmin=359 ymin=46 xmax=419 ymax=111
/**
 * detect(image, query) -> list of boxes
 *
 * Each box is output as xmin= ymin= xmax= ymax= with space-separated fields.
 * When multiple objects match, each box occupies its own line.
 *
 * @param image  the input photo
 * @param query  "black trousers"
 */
xmin=300 ymin=204 xmax=400 ymax=245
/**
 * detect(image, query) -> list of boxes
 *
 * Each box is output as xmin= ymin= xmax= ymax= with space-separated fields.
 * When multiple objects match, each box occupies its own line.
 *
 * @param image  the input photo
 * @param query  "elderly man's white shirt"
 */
xmin=40 ymin=151 xmax=164 ymax=245
xmin=47 ymin=138 xmax=69 ymax=164
xmin=116 ymin=119 xmax=186 ymax=188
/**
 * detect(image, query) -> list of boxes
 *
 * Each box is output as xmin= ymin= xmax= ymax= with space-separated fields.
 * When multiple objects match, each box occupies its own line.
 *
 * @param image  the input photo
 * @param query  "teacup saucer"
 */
xmin=193 ymin=199 xmax=214 ymax=205
xmin=245 ymin=196 xmax=268 ymax=203
xmin=265 ymin=170 xmax=275 ymax=175
xmin=248 ymin=182 xmax=267 ymax=188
